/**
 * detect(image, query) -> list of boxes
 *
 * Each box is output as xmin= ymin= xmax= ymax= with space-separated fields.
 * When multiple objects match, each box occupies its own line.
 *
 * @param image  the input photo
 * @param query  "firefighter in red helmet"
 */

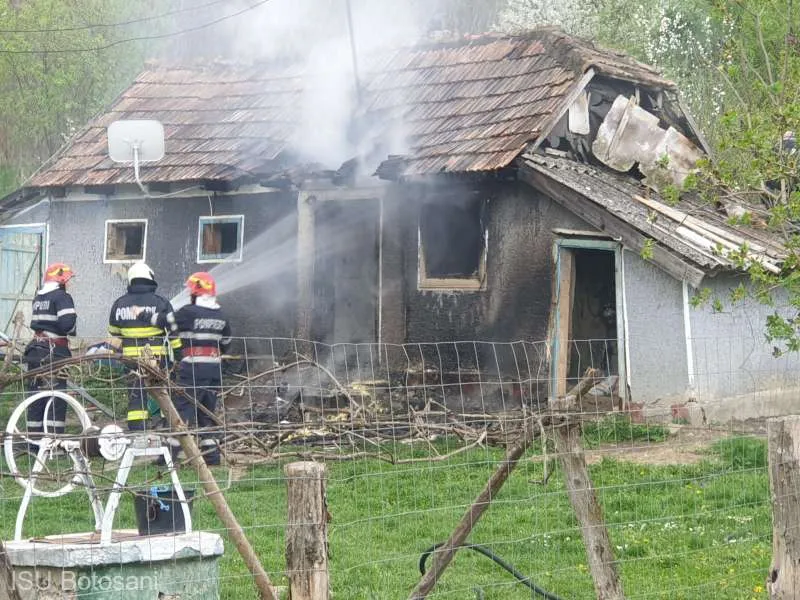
xmin=23 ymin=263 xmax=77 ymax=437
xmin=134 ymin=271 xmax=230 ymax=465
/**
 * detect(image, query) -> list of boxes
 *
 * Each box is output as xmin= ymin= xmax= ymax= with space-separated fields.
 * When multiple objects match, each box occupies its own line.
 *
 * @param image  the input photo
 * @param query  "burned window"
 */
xmin=198 ymin=215 xmax=243 ymax=263
xmin=104 ymin=220 xmax=146 ymax=263
xmin=419 ymin=198 xmax=486 ymax=290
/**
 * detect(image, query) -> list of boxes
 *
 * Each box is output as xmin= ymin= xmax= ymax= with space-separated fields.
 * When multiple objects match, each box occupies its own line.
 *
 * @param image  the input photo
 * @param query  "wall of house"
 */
xmin=404 ymin=181 xmax=590 ymax=343
xmin=46 ymin=190 xmax=297 ymax=345
xmin=380 ymin=180 xmax=590 ymax=393
xmin=688 ymin=273 xmax=800 ymax=421
xmin=621 ymin=248 xmax=689 ymax=406
xmin=620 ymin=256 xmax=800 ymax=419
xmin=3 ymin=199 xmax=51 ymax=229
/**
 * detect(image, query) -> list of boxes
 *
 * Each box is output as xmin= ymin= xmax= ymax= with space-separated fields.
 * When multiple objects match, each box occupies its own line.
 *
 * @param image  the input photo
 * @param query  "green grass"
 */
xmin=0 ymin=429 xmax=771 ymax=599
xmin=582 ymin=415 xmax=670 ymax=447
xmin=708 ymin=436 xmax=768 ymax=470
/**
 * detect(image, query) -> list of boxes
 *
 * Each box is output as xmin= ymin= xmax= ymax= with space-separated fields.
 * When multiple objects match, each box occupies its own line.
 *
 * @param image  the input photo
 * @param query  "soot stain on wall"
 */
xmin=399 ymin=180 xmax=593 ymax=345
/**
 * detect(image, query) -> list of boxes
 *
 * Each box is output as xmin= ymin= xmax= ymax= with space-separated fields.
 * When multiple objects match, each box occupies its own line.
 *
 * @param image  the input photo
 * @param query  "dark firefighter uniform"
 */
xmin=24 ymin=264 xmax=77 ymax=435
xmin=108 ymin=265 xmax=181 ymax=431
xmin=140 ymin=282 xmax=231 ymax=465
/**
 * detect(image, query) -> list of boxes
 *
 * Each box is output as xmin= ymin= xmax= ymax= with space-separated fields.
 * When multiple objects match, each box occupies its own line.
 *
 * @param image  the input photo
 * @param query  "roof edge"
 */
xmin=518 ymin=159 xmax=708 ymax=287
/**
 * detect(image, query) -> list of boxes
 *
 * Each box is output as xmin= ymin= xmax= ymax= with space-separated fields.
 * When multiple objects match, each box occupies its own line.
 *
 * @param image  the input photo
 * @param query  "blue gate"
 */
xmin=0 ymin=225 xmax=44 ymax=335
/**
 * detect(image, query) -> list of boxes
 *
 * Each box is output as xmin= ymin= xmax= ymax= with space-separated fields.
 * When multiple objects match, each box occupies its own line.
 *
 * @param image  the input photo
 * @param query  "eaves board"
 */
xmin=518 ymin=164 xmax=707 ymax=287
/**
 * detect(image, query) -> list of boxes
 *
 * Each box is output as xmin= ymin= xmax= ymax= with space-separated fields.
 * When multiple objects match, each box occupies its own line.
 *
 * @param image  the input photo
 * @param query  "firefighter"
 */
xmin=108 ymin=262 xmax=181 ymax=432
xmin=134 ymin=272 xmax=230 ymax=465
xmin=24 ymin=263 xmax=77 ymax=436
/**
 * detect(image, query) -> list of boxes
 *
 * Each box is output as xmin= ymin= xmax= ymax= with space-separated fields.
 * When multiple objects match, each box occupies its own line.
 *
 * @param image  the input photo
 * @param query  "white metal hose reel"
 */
xmin=4 ymin=390 xmax=192 ymax=543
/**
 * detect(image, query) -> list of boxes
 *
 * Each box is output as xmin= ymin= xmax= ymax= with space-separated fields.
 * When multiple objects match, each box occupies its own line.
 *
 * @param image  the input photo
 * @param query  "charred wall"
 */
xmin=380 ymin=178 xmax=593 ymax=384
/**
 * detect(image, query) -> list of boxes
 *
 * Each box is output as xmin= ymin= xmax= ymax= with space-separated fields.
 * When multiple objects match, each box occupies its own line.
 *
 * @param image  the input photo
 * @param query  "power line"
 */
xmin=0 ymin=0 xmax=270 ymax=54
xmin=0 ymin=0 xmax=231 ymax=34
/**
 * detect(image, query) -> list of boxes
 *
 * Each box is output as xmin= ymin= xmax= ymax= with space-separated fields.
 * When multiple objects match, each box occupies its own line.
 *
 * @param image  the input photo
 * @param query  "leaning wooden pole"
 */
xmin=551 ymin=368 xmax=624 ymax=600
xmin=408 ymin=424 xmax=535 ymax=600
xmin=149 ymin=381 xmax=279 ymax=600
xmin=1 ymin=311 xmax=23 ymax=375
xmin=407 ymin=369 xmax=606 ymax=600
xmin=0 ymin=539 xmax=22 ymax=600
xmin=285 ymin=462 xmax=330 ymax=600
xmin=767 ymin=415 xmax=800 ymax=599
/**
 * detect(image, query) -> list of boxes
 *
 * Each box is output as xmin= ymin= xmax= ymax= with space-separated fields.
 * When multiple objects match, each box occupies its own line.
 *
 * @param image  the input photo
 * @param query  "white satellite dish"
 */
xmin=107 ymin=119 xmax=165 ymax=163
xmin=107 ymin=119 xmax=165 ymax=195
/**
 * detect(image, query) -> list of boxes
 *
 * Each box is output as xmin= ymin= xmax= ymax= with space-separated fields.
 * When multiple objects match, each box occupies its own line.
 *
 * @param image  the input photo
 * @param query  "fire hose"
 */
xmin=419 ymin=542 xmax=564 ymax=600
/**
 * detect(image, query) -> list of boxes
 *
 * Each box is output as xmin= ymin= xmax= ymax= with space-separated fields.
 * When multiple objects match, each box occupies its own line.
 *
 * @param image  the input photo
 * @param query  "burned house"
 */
xmin=0 ymin=28 xmax=793 ymax=419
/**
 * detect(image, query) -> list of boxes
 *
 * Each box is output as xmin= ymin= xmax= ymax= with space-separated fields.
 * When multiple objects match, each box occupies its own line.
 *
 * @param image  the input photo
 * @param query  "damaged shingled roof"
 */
xmin=26 ymin=27 xmax=674 ymax=188
xmin=521 ymin=153 xmax=787 ymax=287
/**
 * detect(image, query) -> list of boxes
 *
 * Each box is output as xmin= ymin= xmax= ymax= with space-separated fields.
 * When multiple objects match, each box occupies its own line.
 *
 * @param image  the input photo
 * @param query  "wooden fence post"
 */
xmin=767 ymin=416 xmax=800 ymax=599
xmin=285 ymin=462 xmax=329 ymax=600
xmin=408 ymin=369 xmax=604 ymax=600
xmin=551 ymin=368 xmax=625 ymax=600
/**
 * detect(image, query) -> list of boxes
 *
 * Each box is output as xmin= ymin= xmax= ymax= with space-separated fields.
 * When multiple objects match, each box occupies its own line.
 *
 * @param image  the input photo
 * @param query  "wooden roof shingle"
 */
xmin=27 ymin=28 xmax=674 ymax=188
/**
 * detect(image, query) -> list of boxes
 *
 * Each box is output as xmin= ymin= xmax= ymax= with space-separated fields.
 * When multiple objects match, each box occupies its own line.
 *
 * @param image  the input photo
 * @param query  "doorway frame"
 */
xmin=549 ymin=237 xmax=627 ymax=404
xmin=296 ymin=185 xmax=387 ymax=345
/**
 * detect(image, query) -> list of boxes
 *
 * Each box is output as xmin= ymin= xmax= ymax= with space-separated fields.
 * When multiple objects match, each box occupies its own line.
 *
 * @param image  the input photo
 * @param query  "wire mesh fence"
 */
xmin=0 ymin=335 xmax=779 ymax=599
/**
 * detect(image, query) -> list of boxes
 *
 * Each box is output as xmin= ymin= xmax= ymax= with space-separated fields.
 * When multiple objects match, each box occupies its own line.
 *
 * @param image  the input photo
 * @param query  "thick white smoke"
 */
xmin=171 ymin=0 xmax=452 ymax=170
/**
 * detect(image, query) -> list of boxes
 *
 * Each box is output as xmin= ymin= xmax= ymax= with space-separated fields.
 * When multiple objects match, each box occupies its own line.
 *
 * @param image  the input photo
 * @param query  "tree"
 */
xmin=0 ymin=0 xmax=170 ymax=193
xmin=497 ymin=0 xmax=729 ymax=132
xmin=686 ymin=0 xmax=800 ymax=353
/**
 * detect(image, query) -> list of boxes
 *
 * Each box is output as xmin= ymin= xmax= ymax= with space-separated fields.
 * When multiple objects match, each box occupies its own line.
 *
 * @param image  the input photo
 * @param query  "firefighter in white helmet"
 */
xmin=107 ymin=262 xmax=181 ymax=431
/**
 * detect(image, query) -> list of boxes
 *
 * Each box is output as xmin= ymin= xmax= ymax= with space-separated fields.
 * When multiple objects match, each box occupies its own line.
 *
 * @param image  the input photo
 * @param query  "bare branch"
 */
xmin=756 ymin=13 xmax=775 ymax=87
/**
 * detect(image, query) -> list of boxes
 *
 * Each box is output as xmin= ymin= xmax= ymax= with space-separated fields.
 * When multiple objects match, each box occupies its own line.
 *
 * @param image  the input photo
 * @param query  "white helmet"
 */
xmin=127 ymin=262 xmax=155 ymax=284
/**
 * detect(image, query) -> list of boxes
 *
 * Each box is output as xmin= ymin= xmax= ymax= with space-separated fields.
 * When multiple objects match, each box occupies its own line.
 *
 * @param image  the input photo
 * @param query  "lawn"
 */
xmin=0 ymin=421 xmax=772 ymax=600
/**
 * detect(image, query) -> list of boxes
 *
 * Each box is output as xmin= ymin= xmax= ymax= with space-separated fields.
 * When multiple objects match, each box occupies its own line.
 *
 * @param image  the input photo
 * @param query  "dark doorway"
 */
xmin=567 ymin=248 xmax=618 ymax=382
xmin=312 ymin=200 xmax=380 ymax=344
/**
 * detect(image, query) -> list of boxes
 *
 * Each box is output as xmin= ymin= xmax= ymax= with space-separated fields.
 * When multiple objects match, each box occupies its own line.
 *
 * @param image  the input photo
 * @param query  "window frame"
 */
xmin=196 ymin=215 xmax=245 ymax=264
xmin=103 ymin=218 xmax=148 ymax=264
xmin=417 ymin=201 xmax=488 ymax=292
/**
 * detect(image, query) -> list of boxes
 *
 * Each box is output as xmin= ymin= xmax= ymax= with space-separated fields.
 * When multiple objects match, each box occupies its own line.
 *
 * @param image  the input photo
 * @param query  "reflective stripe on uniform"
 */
xmin=117 ymin=326 xmax=165 ymax=338
xmin=122 ymin=346 xmax=168 ymax=357
xmin=127 ymin=410 xmax=150 ymax=421
xmin=182 ymin=356 xmax=222 ymax=364
xmin=27 ymin=420 xmax=43 ymax=427
xmin=32 ymin=314 xmax=58 ymax=322
xmin=199 ymin=439 xmax=217 ymax=447
xmin=169 ymin=338 xmax=182 ymax=349
xmin=44 ymin=420 xmax=65 ymax=428
xmin=56 ymin=308 xmax=76 ymax=317
xmin=108 ymin=325 xmax=121 ymax=335
xmin=179 ymin=332 xmax=223 ymax=341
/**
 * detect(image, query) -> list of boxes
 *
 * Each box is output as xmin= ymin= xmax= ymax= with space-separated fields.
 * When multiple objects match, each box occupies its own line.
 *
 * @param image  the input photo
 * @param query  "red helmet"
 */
xmin=186 ymin=272 xmax=216 ymax=297
xmin=44 ymin=263 xmax=75 ymax=285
